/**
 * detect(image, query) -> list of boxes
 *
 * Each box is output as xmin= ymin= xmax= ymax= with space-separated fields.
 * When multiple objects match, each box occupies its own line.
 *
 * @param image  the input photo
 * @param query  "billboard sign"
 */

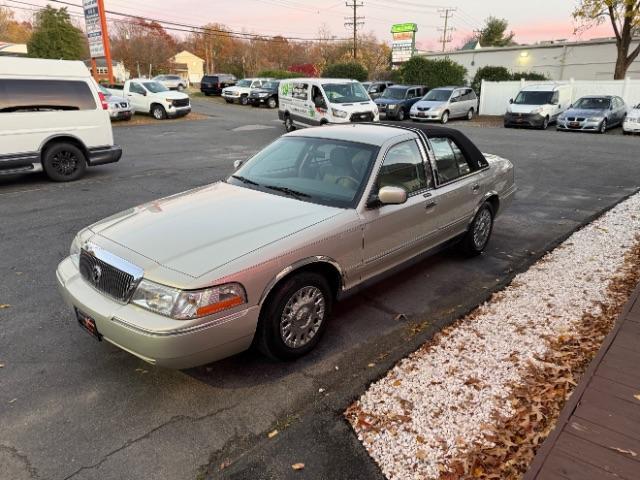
xmin=83 ymin=0 xmax=105 ymax=58
xmin=391 ymin=23 xmax=417 ymax=63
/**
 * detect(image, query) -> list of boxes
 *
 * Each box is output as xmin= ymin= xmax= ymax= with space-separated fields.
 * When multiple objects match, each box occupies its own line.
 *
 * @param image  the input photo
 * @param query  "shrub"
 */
xmin=256 ymin=70 xmax=299 ymax=79
xmin=512 ymin=71 xmax=548 ymax=82
xmin=322 ymin=62 xmax=368 ymax=82
xmin=399 ymin=57 xmax=467 ymax=88
xmin=471 ymin=66 xmax=512 ymax=93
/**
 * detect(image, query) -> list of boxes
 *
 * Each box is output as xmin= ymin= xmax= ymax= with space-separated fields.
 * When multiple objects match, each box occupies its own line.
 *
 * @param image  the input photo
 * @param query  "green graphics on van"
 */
xmin=280 ymin=82 xmax=292 ymax=97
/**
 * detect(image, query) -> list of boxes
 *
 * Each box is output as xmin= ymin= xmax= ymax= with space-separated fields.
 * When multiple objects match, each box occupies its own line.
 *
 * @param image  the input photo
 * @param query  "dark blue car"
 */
xmin=374 ymin=85 xmax=428 ymax=121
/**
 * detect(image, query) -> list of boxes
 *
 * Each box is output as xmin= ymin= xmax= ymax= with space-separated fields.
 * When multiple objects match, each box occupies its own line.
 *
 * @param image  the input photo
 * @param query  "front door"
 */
xmin=127 ymin=82 xmax=148 ymax=112
xmin=359 ymin=139 xmax=443 ymax=281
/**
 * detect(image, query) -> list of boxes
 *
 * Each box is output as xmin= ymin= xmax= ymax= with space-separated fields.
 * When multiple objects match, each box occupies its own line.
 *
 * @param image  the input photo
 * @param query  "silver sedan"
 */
xmin=56 ymin=124 xmax=516 ymax=368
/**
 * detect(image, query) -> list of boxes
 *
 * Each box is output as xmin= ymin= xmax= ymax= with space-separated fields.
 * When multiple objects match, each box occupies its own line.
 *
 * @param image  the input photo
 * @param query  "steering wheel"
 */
xmin=334 ymin=176 xmax=360 ymax=189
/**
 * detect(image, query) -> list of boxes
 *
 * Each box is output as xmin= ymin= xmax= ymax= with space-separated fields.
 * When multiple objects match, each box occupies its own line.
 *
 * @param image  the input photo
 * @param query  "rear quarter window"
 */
xmin=0 ymin=79 xmax=97 ymax=113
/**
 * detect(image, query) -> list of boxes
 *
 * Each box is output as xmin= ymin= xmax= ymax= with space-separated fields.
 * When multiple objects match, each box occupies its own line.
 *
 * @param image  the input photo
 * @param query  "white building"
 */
xmin=423 ymin=37 xmax=640 ymax=81
xmin=0 ymin=42 xmax=28 ymax=57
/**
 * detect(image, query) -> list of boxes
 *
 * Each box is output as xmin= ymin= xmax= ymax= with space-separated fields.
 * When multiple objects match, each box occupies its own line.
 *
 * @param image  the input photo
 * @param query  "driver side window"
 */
xmin=130 ymin=82 xmax=145 ymax=95
xmin=376 ymin=140 xmax=430 ymax=194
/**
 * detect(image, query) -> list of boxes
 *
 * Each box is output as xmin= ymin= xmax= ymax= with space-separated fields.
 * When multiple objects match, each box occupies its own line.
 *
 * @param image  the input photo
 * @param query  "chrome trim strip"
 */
xmin=111 ymin=308 xmax=250 ymax=337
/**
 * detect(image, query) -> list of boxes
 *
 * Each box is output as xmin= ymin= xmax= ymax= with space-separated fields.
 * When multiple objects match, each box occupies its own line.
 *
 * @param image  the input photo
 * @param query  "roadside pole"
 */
xmin=97 ymin=0 xmax=114 ymax=85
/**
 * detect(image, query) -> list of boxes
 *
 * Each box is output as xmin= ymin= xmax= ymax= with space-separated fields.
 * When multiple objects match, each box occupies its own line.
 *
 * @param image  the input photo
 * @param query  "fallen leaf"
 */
xmin=0 ymin=304 xmax=10 ymax=309
xmin=392 ymin=380 xmax=402 ymax=387
xmin=610 ymin=447 xmax=637 ymax=457
xmin=394 ymin=313 xmax=407 ymax=321
xmin=268 ymin=429 xmax=278 ymax=439
xmin=367 ymin=363 xmax=375 ymax=368
xmin=9 ymin=398 xmax=17 ymax=404
xmin=634 ymin=393 xmax=640 ymax=401
xmin=416 ymin=449 xmax=427 ymax=460
xmin=291 ymin=463 xmax=305 ymax=470
xmin=0 ymin=363 xmax=4 ymax=368
xmin=318 ymin=388 xmax=325 ymax=393
xmin=219 ymin=459 xmax=231 ymax=470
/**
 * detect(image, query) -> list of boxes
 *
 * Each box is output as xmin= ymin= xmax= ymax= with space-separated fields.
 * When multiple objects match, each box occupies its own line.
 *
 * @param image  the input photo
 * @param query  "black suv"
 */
xmin=248 ymin=80 xmax=280 ymax=108
xmin=364 ymin=81 xmax=394 ymax=100
xmin=200 ymin=74 xmax=236 ymax=96
xmin=374 ymin=85 xmax=428 ymax=121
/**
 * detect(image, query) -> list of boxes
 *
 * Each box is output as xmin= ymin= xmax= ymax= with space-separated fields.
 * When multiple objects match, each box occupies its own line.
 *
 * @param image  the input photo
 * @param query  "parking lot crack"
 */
xmin=62 ymin=405 xmax=235 ymax=480
xmin=0 ymin=443 xmax=39 ymax=479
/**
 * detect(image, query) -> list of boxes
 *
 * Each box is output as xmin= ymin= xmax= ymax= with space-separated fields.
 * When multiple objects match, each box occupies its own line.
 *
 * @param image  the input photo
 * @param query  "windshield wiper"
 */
xmin=230 ymin=175 xmax=260 ymax=186
xmin=264 ymin=185 xmax=311 ymax=199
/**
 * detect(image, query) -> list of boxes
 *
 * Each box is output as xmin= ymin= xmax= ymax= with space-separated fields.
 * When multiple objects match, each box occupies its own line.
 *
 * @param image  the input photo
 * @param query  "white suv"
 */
xmin=0 ymin=57 xmax=122 ymax=181
xmin=222 ymin=78 xmax=272 ymax=105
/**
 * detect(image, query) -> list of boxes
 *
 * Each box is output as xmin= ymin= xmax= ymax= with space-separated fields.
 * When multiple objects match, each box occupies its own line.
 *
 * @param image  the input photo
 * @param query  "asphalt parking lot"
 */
xmin=2 ymin=97 xmax=640 ymax=480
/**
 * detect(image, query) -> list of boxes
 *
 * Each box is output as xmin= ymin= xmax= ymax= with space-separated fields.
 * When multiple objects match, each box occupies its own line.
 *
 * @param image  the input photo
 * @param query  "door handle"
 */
xmin=425 ymin=201 xmax=438 ymax=210
xmin=471 ymin=184 xmax=480 ymax=193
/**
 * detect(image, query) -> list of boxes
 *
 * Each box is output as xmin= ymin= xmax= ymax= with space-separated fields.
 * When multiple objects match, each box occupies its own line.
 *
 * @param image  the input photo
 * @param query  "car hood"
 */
xmin=626 ymin=108 xmax=640 ymax=119
xmin=375 ymin=98 xmax=403 ymax=106
xmin=88 ymin=182 xmax=343 ymax=278
xmin=251 ymin=88 xmax=277 ymax=94
xmin=508 ymin=103 xmax=548 ymax=114
xmin=412 ymin=100 xmax=446 ymax=110
xmin=562 ymin=108 xmax=607 ymax=117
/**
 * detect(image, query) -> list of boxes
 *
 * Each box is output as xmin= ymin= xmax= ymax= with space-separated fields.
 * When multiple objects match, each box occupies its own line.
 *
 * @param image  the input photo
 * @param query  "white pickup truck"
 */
xmin=107 ymin=78 xmax=191 ymax=120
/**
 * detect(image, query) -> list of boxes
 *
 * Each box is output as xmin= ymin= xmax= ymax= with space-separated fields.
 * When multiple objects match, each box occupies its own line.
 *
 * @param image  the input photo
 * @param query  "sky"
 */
xmin=11 ymin=0 xmax=614 ymax=50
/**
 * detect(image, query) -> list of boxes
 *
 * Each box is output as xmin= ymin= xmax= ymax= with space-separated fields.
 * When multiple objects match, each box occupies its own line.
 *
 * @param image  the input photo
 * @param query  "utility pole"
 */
xmin=437 ymin=7 xmax=456 ymax=53
xmin=345 ymin=1 xmax=364 ymax=60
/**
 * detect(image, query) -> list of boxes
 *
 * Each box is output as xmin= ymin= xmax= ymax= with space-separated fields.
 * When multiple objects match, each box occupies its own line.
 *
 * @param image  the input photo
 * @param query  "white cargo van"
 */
xmin=278 ymin=78 xmax=379 ymax=131
xmin=0 ymin=57 xmax=121 ymax=181
xmin=504 ymin=84 xmax=571 ymax=129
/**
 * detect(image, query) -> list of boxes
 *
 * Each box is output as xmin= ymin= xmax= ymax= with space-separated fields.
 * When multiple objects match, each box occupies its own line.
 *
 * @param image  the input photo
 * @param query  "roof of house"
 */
xmin=459 ymin=39 xmax=482 ymax=51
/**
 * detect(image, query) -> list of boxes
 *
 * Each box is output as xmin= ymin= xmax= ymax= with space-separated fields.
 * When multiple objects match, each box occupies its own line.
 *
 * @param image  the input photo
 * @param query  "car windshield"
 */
xmin=573 ymin=97 xmax=611 ymax=109
xmin=228 ymin=136 xmax=379 ymax=208
xmin=362 ymin=82 xmax=372 ymax=90
xmin=237 ymin=79 xmax=252 ymax=87
xmin=96 ymin=84 xmax=111 ymax=97
xmin=264 ymin=81 xmax=279 ymax=89
xmin=381 ymin=87 xmax=407 ymax=100
xmin=423 ymin=89 xmax=452 ymax=102
xmin=143 ymin=81 xmax=169 ymax=93
xmin=514 ymin=91 xmax=554 ymax=105
xmin=322 ymin=83 xmax=369 ymax=104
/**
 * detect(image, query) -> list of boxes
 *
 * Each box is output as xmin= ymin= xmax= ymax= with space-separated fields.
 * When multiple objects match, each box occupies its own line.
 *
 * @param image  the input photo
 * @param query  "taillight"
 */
xmin=98 ymin=91 xmax=108 ymax=110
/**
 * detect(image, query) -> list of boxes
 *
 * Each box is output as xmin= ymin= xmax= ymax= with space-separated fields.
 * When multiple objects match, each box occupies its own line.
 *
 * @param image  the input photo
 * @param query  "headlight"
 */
xmin=258 ymin=93 xmax=269 ymax=97
xmin=531 ymin=107 xmax=543 ymax=115
xmin=388 ymin=104 xmax=397 ymax=110
xmin=331 ymin=108 xmax=348 ymax=118
xmin=588 ymin=116 xmax=603 ymax=122
xmin=131 ymin=280 xmax=246 ymax=320
xmin=70 ymin=234 xmax=81 ymax=267
xmin=373 ymin=107 xmax=379 ymax=115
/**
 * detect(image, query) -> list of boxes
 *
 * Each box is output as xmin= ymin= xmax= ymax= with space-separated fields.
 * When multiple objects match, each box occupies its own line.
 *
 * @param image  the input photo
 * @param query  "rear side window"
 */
xmin=0 ymin=79 xmax=96 ymax=112
xmin=430 ymin=137 xmax=473 ymax=183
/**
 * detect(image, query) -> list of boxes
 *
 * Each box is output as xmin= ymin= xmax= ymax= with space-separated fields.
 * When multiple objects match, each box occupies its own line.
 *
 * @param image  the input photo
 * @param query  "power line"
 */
xmin=344 ymin=0 xmax=364 ymax=59
xmin=437 ymin=7 xmax=456 ymax=52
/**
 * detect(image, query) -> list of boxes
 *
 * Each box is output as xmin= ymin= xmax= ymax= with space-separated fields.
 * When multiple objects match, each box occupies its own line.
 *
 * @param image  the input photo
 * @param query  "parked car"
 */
xmin=504 ymin=84 xmax=571 ymax=129
xmin=153 ymin=74 xmax=187 ymax=91
xmin=56 ymin=123 xmax=515 ymax=368
xmin=623 ymin=103 xmax=640 ymax=135
xmin=374 ymin=85 xmax=428 ymax=121
xmin=200 ymin=73 xmax=236 ymax=96
xmin=365 ymin=81 xmax=394 ymax=100
xmin=108 ymin=79 xmax=191 ymax=120
xmin=249 ymin=80 xmax=280 ymax=108
xmin=222 ymin=78 xmax=272 ymax=105
xmin=278 ymin=78 xmax=379 ymax=131
xmin=410 ymin=86 xmax=478 ymax=124
xmin=0 ymin=57 xmax=122 ymax=182
xmin=96 ymin=83 xmax=133 ymax=121
xmin=556 ymin=95 xmax=626 ymax=133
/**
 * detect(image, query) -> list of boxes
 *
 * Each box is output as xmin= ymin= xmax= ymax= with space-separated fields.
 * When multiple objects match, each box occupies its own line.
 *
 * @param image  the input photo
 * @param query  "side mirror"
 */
xmin=314 ymin=98 xmax=326 ymax=109
xmin=509 ymin=98 xmax=514 ymax=104
xmin=378 ymin=186 xmax=408 ymax=206
xmin=233 ymin=160 xmax=244 ymax=170
xmin=142 ymin=90 xmax=147 ymax=96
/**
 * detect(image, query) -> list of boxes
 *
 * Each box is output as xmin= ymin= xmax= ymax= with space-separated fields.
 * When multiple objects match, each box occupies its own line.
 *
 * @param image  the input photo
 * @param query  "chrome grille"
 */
xmin=79 ymin=249 xmax=140 ymax=302
xmin=350 ymin=111 xmax=374 ymax=122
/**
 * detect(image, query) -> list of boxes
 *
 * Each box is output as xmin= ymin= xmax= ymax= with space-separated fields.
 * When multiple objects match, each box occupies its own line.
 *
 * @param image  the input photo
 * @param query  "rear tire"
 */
xmin=256 ymin=272 xmax=333 ymax=361
xmin=42 ymin=142 xmax=87 ymax=182
xmin=225 ymin=98 xmax=233 ymax=103
xmin=240 ymin=95 xmax=249 ymax=105
xmin=284 ymin=115 xmax=295 ymax=132
xmin=461 ymin=203 xmax=494 ymax=256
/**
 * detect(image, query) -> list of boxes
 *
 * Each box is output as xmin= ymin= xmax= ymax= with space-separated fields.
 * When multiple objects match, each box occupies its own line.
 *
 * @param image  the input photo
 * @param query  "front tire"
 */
xmin=256 ymin=272 xmax=333 ymax=361
xmin=240 ymin=95 xmax=249 ymax=105
xmin=462 ymin=203 xmax=494 ymax=256
xmin=267 ymin=97 xmax=278 ymax=109
xmin=441 ymin=110 xmax=450 ymax=124
xmin=599 ymin=119 xmax=607 ymax=134
xmin=42 ymin=142 xmax=87 ymax=182
xmin=540 ymin=116 xmax=549 ymax=130
xmin=151 ymin=104 xmax=167 ymax=120
xmin=397 ymin=108 xmax=406 ymax=121
xmin=466 ymin=108 xmax=474 ymax=120
xmin=177 ymin=84 xmax=185 ymax=91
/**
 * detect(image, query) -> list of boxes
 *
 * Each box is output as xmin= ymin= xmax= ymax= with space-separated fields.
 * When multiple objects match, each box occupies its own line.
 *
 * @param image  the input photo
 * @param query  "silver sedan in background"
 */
xmin=557 ymin=95 xmax=627 ymax=133
xmin=152 ymin=74 xmax=188 ymax=91
xmin=56 ymin=124 xmax=515 ymax=368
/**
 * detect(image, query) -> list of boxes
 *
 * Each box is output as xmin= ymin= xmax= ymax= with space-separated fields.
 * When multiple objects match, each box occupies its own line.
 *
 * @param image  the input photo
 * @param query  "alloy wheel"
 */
xmin=473 ymin=208 xmax=493 ymax=250
xmin=279 ymin=286 xmax=326 ymax=349
xmin=50 ymin=150 xmax=78 ymax=177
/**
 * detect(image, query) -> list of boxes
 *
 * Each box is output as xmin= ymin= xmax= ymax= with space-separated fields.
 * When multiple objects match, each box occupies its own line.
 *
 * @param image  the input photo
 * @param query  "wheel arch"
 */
xmin=468 ymin=192 xmax=500 ymax=228
xmin=39 ymin=134 xmax=89 ymax=161
xmin=258 ymin=257 xmax=344 ymax=307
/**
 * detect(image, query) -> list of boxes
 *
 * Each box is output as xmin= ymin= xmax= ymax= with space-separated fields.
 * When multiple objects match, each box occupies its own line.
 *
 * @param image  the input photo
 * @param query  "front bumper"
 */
xmin=556 ymin=118 xmax=603 ymax=131
xmin=108 ymin=109 xmax=133 ymax=121
xmin=56 ymin=257 xmax=258 ymax=368
xmin=167 ymin=106 xmax=191 ymax=118
xmin=623 ymin=120 xmax=640 ymax=133
xmin=504 ymin=112 xmax=546 ymax=128
xmin=88 ymin=146 xmax=122 ymax=166
xmin=249 ymin=96 xmax=272 ymax=105
xmin=410 ymin=111 xmax=442 ymax=121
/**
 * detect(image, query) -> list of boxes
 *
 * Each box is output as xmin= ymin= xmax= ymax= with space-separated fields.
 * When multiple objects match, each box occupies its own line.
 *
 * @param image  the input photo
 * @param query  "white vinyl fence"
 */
xmin=479 ymin=78 xmax=640 ymax=116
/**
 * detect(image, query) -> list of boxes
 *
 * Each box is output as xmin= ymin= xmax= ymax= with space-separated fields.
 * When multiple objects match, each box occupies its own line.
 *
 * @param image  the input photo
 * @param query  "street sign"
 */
xmin=83 ymin=0 xmax=105 ymax=58
xmin=391 ymin=23 xmax=418 ymax=63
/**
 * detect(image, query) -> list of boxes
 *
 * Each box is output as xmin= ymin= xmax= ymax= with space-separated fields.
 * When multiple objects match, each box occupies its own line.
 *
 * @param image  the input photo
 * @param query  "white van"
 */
xmin=504 ymin=84 xmax=572 ymax=129
xmin=0 ymin=57 xmax=121 ymax=181
xmin=278 ymin=78 xmax=379 ymax=131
